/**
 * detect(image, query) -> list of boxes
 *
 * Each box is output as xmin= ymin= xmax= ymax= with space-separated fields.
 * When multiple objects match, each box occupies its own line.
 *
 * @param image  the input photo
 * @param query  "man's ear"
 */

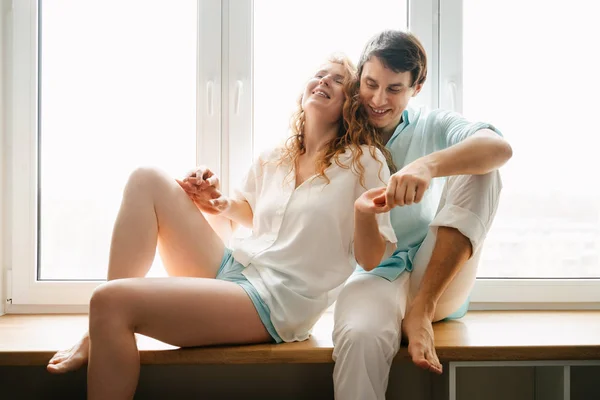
xmin=412 ymin=83 xmax=423 ymax=97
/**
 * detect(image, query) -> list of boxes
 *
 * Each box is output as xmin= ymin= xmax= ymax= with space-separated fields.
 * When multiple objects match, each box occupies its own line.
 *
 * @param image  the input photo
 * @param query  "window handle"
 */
xmin=447 ymin=80 xmax=458 ymax=111
xmin=234 ymin=80 xmax=243 ymax=115
xmin=206 ymin=80 xmax=214 ymax=116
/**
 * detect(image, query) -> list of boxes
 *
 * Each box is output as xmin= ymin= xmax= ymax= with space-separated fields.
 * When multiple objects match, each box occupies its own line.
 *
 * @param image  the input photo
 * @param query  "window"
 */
xmin=252 ymin=0 xmax=407 ymax=157
xmin=5 ymin=0 xmax=599 ymax=310
xmin=39 ymin=0 xmax=197 ymax=280
xmin=461 ymin=0 xmax=600 ymax=279
xmin=439 ymin=0 xmax=600 ymax=303
xmin=8 ymin=0 xmax=205 ymax=305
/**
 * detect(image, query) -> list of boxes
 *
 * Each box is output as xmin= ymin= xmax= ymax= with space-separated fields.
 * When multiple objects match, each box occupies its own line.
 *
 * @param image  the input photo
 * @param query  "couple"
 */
xmin=47 ymin=30 xmax=512 ymax=400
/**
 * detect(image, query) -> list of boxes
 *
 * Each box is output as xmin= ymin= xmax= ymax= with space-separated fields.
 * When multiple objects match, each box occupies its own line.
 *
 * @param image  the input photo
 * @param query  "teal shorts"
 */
xmin=215 ymin=248 xmax=283 ymax=343
xmin=444 ymin=295 xmax=470 ymax=320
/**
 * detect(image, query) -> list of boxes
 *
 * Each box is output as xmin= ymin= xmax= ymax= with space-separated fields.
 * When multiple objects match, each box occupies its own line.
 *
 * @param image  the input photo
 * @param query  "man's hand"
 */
xmin=376 ymin=159 xmax=433 ymax=208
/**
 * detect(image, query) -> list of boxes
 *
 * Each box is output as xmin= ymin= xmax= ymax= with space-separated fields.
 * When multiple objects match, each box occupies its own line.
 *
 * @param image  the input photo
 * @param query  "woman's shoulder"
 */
xmin=253 ymin=146 xmax=285 ymax=166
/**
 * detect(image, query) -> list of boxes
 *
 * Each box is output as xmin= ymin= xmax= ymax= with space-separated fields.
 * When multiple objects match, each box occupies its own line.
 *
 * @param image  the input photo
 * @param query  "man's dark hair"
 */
xmin=357 ymin=30 xmax=428 ymax=87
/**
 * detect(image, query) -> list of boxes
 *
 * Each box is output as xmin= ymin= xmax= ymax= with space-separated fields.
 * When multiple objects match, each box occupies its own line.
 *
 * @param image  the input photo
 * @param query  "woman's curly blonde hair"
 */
xmin=278 ymin=54 xmax=395 ymax=188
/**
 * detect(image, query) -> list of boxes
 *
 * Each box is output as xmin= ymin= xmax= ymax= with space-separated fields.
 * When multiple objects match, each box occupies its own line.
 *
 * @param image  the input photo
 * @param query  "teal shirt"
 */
xmin=357 ymin=105 xmax=502 ymax=282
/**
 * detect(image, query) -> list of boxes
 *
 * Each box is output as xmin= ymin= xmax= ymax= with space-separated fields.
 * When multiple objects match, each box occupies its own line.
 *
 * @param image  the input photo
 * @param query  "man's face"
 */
xmin=359 ymin=56 xmax=422 ymax=136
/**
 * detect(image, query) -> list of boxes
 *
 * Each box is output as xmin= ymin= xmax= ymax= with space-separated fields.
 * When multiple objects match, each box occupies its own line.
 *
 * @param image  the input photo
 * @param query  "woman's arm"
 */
xmin=220 ymin=197 xmax=254 ymax=229
xmin=352 ymin=147 xmax=398 ymax=270
xmin=354 ymin=187 xmax=394 ymax=271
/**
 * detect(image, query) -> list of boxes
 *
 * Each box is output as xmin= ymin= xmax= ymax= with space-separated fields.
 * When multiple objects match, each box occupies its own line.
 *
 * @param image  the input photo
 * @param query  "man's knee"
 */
xmin=447 ymin=170 xmax=502 ymax=199
xmin=333 ymin=317 xmax=400 ymax=361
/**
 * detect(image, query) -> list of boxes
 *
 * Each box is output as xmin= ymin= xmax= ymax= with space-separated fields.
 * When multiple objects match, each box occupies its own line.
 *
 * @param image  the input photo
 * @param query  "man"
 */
xmin=332 ymin=30 xmax=512 ymax=399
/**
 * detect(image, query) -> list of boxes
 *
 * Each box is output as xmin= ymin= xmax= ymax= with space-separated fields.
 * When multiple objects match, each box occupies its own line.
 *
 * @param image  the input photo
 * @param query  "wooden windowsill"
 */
xmin=1 ymin=311 xmax=600 ymax=366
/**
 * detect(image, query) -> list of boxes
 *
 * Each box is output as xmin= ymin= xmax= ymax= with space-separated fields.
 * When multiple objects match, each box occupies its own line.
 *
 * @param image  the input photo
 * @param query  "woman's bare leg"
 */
xmin=109 ymin=167 xmax=225 ymax=279
xmin=87 ymin=277 xmax=271 ymax=400
xmin=48 ymin=167 xmax=225 ymax=373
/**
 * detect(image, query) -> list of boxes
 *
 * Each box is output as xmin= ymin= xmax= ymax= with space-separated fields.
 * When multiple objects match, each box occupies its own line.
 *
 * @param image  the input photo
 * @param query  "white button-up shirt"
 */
xmin=231 ymin=145 xmax=397 ymax=342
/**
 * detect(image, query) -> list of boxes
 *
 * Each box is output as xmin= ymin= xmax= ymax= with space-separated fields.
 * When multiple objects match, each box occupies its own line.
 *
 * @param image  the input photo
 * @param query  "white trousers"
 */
xmin=332 ymin=171 xmax=502 ymax=400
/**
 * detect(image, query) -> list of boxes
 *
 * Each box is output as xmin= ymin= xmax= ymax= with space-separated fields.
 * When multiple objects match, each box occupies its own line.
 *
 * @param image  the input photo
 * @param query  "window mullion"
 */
xmin=196 ymin=0 xmax=223 ymax=181
xmin=9 ymin=0 xmax=38 ymax=305
xmin=409 ymin=0 xmax=439 ymax=110
xmin=438 ymin=0 xmax=462 ymax=113
xmin=222 ymin=0 xmax=252 ymax=196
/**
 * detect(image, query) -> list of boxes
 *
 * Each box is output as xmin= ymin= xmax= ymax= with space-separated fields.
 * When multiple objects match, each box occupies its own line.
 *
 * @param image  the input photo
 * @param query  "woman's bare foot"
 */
xmin=401 ymin=302 xmax=443 ymax=374
xmin=47 ymin=333 xmax=90 ymax=374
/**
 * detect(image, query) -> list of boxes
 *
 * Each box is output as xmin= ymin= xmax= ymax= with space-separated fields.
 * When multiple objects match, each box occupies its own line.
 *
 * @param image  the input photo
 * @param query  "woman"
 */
xmin=48 ymin=54 xmax=397 ymax=399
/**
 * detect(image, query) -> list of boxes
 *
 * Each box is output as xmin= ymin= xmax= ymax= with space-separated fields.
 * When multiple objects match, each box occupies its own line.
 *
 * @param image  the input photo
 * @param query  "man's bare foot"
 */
xmin=47 ymin=333 xmax=90 ymax=374
xmin=401 ymin=303 xmax=443 ymax=374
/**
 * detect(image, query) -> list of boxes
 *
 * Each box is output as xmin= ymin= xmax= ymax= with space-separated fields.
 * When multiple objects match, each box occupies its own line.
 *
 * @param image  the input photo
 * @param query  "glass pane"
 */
xmin=39 ymin=0 xmax=197 ymax=279
xmin=463 ymin=0 xmax=600 ymax=278
xmin=253 ymin=0 xmax=408 ymax=157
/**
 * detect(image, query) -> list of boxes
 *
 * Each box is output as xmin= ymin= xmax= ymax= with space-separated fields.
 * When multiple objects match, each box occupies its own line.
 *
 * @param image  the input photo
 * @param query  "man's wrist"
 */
xmin=421 ymin=153 xmax=440 ymax=178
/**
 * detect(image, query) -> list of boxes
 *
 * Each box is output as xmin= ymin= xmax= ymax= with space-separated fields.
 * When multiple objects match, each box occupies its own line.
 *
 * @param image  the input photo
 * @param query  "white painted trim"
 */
xmin=9 ymin=0 xmax=39 ymax=305
xmin=563 ymin=365 xmax=570 ymax=400
xmin=221 ymin=0 xmax=252 ymax=196
xmin=6 ymin=0 xmax=600 ymax=309
xmin=449 ymin=363 xmax=457 ymax=400
xmin=0 ymin=0 xmax=9 ymax=317
xmin=7 ymin=0 xmax=222 ymax=306
xmin=408 ymin=0 xmax=438 ymax=110
xmin=6 ymin=303 xmax=88 ymax=314
xmin=449 ymin=360 xmax=600 ymax=368
xmin=438 ymin=0 xmax=462 ymax=113
xmin=470 ymin=302 xmax=600 ymax=311
xmin=471 ymin=279 xmax=600 ymax=306
xmin=6 ymin=0 xmax=99 ymax=305
xmin=196 ymin=0 xmax=222 ymax=176
xmin=449 ymin=361 xmax=600 ymax=400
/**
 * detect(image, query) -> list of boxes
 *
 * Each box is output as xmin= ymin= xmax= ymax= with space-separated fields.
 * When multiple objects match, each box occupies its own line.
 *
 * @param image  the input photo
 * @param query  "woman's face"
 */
xmin=301 ymin=62 xmax=348 ymax=124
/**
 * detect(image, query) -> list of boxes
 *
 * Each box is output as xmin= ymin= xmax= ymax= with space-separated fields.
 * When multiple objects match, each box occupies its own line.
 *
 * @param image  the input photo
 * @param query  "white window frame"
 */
xmin=7 ymin=0 xmax=101 ymax=309
xmin=5 ymin=0 xmax=224 ymax=311
xmin=3 ymin=0 xmax=599 ymax=312
xmin=436 ymin=0 xmax=600 ymax=307
xmin=221 ymin=0 xmax=253 ymax=196
xmin=0 ymin=0 xmax=8 ymax=317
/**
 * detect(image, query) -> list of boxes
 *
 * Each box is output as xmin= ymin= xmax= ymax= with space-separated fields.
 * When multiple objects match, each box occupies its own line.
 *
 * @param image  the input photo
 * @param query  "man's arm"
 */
xmin=422 ymin=129 xmax=512 ymax=178
xmin=382 ymin=129 xmax=512 ymax=207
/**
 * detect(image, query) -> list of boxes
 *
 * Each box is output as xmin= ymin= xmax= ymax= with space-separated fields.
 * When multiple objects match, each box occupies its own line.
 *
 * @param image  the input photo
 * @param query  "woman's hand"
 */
xmin=355 ymin=187 xmax=390 ymax=214
xmin=176 ymin=166 xmax=229 ymax=215
xmin=184 ymin=166 xmax=220 ymax=191
xmin=176 ymin=179 xmax=231 ymax=214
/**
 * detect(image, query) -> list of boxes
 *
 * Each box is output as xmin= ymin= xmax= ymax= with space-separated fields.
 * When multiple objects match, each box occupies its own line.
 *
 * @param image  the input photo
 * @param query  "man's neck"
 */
xmin=380 ymin=130 xmax=394 ymax=146
xmin=380 ymin=114 xmax=404 ymax=145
